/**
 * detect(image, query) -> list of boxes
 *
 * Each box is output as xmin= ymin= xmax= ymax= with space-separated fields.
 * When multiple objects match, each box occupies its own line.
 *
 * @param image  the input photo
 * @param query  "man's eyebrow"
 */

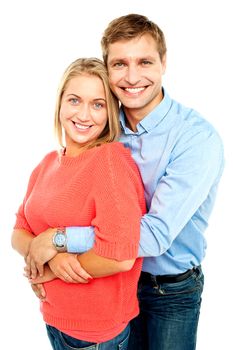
xmin=108 ymin=57 xmax=126 ymax=64
xmin=108 ymin=56 xmax=156 ymax=64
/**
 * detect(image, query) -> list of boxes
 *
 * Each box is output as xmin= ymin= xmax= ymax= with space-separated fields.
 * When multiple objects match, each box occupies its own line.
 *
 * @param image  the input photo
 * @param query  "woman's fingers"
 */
xmin=31 ymin=283 xmax=46 ymax=301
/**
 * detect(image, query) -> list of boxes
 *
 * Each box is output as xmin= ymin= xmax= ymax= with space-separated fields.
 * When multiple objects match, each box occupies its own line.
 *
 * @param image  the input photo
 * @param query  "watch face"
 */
xmin=55 ymin=233 xmax=66 ymax=247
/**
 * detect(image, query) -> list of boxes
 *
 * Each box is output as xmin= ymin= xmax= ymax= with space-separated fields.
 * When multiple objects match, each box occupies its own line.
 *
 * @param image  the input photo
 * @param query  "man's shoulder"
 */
xmin=169 ymin=94 xmax=214 ymax=130
xmin=160 ymin=94 xmax=223 ymax=154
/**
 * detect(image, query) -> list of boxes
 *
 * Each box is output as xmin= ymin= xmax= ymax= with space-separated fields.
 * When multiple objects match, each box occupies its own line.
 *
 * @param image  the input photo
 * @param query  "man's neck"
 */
xmin=123 ymin=89 xmax=164 ymax=132
xmin=123 ymin=111 xmax=143 ymax=132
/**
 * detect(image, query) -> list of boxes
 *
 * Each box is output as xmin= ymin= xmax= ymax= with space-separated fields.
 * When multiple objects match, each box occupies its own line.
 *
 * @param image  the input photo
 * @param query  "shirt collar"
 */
xmin=120 ymin=88 xmax=173 ymax=135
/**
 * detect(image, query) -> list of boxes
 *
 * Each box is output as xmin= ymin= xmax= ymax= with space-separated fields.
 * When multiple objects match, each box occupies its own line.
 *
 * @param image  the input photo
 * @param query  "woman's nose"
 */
xmin=76 ymin=105 xmax=90 ymax=121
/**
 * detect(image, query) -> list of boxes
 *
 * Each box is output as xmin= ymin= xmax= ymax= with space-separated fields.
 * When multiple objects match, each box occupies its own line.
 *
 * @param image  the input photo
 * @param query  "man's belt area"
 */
xmin=140 ymin=266 xmax=200 ymax=285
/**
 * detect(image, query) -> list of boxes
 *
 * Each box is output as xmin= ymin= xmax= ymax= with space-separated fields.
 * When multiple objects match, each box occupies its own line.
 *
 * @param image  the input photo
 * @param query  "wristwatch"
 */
xmin=52 ymin=228 xmax=67 ymax=252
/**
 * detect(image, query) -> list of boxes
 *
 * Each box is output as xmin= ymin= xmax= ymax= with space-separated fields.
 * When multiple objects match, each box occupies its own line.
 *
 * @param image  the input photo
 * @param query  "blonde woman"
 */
xmin=12 ymin=57 xmax=146 ymax=350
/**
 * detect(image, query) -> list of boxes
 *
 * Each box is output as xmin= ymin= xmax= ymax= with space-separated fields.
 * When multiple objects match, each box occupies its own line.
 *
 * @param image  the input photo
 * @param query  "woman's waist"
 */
xmin=43 ymin=269 xmax=140 ymax=309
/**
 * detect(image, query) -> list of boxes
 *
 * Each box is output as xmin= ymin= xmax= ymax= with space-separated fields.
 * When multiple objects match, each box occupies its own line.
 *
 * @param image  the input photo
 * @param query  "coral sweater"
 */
xmin=14 ymin=142 xmax=146 ymax=342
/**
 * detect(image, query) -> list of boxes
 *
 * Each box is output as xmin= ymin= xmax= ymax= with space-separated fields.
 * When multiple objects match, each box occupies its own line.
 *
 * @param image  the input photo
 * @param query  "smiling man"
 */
xmin=107 ymin=33 xmax=166 ymax=131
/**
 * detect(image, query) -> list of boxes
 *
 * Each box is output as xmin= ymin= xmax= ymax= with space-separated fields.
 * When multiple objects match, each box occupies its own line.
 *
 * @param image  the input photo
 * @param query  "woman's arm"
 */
xmin=24 ymin=228 xmax=92 ymax=282
xmin=46 ymin=249 xmax=135 ymax=282
xmin=11 ymin=229 xmax=34 ymax=258
xmin=76 ymin=249 xmax=135 ymax=277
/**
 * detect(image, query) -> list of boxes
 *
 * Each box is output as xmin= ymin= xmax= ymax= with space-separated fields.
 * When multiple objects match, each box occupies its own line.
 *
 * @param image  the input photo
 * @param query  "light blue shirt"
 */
xmin=67 ymin=89 xmax=224 ymax=275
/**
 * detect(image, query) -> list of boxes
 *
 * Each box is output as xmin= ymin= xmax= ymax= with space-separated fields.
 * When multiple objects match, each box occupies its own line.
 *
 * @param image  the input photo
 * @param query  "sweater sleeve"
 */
xmin=91 ymin=143 xmax=146 ymax=261
xmin=14 ymin=161 xmax=43 ymax=233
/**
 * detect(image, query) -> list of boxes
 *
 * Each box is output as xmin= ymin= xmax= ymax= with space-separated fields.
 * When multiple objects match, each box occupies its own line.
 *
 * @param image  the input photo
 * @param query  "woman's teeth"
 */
xmin=75 ymin=123 xmax=90 ymax=130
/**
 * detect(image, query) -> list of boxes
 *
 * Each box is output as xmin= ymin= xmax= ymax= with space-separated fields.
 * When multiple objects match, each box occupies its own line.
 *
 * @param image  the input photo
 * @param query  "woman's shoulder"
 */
xmin=94 ymin=142 xmax=138 ymax=174
xmin=97 ymin=141 xmax=132 ymax=159
xmin=34 ymin=150 xmax=59 ymax=169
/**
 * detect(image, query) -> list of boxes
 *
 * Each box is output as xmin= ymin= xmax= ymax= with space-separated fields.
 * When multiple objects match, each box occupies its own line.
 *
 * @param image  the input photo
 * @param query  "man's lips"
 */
xmin=124 ymin=87 xmax=146 ymax=93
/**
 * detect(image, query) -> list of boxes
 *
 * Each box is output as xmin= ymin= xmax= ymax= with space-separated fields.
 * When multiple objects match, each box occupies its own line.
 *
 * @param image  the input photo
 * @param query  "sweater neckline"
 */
xmin=58 ymin=146 xmax=97 ymax=166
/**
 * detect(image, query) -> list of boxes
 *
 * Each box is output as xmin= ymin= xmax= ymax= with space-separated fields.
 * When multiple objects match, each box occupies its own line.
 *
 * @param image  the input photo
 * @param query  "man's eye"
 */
xmin=113 ymin=62 xmax=125 ymax=68
xmin=142 ymin=60 xmax=152 ymax=65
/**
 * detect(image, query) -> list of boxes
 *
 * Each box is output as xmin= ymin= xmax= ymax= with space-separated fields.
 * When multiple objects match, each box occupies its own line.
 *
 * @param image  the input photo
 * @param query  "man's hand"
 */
xmin=48 ymin=253 xmax=93 ymax=284
xmin=25 ymin=228 xmax=57 ymax=279
xmin=29 ymin=264 xmax=57 ymax=301
xmin=29 ymin=264 xmax=56 ymax=283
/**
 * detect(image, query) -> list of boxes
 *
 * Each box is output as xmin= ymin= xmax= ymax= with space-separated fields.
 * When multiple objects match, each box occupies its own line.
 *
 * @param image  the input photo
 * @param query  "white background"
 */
xmin=0 ymin=1 xmax=232 ymax=349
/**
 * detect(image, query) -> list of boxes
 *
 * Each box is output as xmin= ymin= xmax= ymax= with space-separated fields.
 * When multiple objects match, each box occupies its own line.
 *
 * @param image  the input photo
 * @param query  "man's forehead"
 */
xmin=107 ymin=34 xmax=158 ymax=59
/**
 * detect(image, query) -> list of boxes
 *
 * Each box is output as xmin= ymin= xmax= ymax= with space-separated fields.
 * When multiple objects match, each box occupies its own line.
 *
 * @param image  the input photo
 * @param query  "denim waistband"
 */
xmin=140 ymin=266 xmax=201 ymax=285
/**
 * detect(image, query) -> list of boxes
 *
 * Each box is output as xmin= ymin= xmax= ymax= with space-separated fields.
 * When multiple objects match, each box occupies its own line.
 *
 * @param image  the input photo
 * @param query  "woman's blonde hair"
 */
xmin=54 ymin=57 xmax=120 ymax=150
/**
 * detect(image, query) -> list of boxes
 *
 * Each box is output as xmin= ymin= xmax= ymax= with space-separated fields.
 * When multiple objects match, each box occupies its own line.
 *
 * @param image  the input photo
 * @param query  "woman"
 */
xmin=11 ymin=57 xmax=146 ymax=350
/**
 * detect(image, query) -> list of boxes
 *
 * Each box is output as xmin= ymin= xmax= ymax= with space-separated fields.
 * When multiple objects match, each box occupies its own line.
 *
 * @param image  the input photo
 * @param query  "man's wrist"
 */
xmin=66 ymin=226 xmax=95 ymax=253
xmin=52 ymin=228 xmax=67 ymax=252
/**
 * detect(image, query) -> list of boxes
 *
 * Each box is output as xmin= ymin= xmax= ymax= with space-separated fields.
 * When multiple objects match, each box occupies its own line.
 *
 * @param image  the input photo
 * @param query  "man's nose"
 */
xmin=125 ymin=64 xmax=141 ymax=85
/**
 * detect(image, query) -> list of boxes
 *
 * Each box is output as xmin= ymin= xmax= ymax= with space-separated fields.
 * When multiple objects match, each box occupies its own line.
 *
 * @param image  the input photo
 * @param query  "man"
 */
xmin=26 ymin=14 xmax=224 ymax=350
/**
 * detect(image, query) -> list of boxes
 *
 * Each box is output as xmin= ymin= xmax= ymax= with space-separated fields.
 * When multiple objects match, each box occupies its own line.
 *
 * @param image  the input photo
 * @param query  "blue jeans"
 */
xmin=128 ymin=266 xmax=204 ymax=350
xmin=46 ymin=323 xmax=130 ymax=350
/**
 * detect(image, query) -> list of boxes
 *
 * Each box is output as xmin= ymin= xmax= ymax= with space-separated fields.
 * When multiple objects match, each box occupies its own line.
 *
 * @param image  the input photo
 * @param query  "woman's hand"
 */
xmin=48 ymin=253 xmax=93 ymax=284
xmin=31 ymin=283 xmax=46 ymax=301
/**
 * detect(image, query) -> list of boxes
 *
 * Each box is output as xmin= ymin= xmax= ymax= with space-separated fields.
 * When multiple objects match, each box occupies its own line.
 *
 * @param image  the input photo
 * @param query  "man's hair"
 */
xmin=101 ymin=13 xmax=167 ymax=64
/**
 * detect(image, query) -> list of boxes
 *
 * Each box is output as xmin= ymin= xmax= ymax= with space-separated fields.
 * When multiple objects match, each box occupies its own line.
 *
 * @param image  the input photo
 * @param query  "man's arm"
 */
xmin=66 ymin=226 xmax=95 ymax=253
xmin=65 ymin=127 xmax=224 ymax=257
xmin=138 ymin=127 xmax=224 ymax=256
xmin=24 ymin=228 xmax=93 ymax=281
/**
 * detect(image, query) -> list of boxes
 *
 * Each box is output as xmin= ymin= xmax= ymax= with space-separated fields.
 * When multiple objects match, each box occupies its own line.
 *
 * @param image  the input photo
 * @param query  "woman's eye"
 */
xmin=69 ymin=98 xmax=79 ymax=105
xmin=93 ymin=103 xmax=103 ymax=110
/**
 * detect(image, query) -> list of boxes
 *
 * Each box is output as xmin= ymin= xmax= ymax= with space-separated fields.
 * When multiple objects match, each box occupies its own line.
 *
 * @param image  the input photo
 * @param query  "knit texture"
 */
xmin=14 ymin=142 xmax=146 ymax=341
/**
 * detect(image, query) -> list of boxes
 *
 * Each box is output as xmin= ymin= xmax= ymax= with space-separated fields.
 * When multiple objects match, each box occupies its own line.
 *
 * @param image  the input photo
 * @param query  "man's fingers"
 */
xmin=25 ymin=254 xmax=39 ymax=279
xmin=23 ymin=265 xmax=30 ymax=278
xmin=36 ymin=263 xmax=44 ymax=277
xmin=30 ymin=259 xmax=38 ymax=279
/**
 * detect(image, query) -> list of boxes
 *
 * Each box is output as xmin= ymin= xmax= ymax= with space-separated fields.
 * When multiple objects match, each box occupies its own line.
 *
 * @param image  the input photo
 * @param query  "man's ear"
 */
xmin=161 ymin=54 xmax=167 ymax=74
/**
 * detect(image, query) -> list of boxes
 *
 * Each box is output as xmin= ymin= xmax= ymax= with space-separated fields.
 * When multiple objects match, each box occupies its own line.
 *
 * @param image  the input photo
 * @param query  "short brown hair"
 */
xmin=54 ymin=58 xmax=120 ymax=150
xmin=101 ymin=13 xmax=167 ymax=64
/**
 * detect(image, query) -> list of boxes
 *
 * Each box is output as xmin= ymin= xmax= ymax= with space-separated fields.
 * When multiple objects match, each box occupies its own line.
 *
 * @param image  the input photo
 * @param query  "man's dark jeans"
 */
xmin=128 ymin=266 xmax=204 ymax=350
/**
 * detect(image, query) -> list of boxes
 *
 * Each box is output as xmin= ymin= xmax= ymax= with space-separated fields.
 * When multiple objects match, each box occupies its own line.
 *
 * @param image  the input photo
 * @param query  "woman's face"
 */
xmin=59 ymin=74 xmax=108 ymax=156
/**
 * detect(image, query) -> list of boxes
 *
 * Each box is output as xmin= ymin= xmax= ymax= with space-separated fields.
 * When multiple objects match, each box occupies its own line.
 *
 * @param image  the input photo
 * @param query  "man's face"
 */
xmin=107 ymin=34 xmax=166 ymax=120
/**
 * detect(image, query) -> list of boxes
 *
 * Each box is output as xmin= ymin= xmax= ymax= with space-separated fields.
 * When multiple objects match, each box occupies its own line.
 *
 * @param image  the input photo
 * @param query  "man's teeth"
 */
xmin=75 ymin=123 xmax=90 ymax=130
xmin=125 ymin=87 xmax=145 ymax=93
